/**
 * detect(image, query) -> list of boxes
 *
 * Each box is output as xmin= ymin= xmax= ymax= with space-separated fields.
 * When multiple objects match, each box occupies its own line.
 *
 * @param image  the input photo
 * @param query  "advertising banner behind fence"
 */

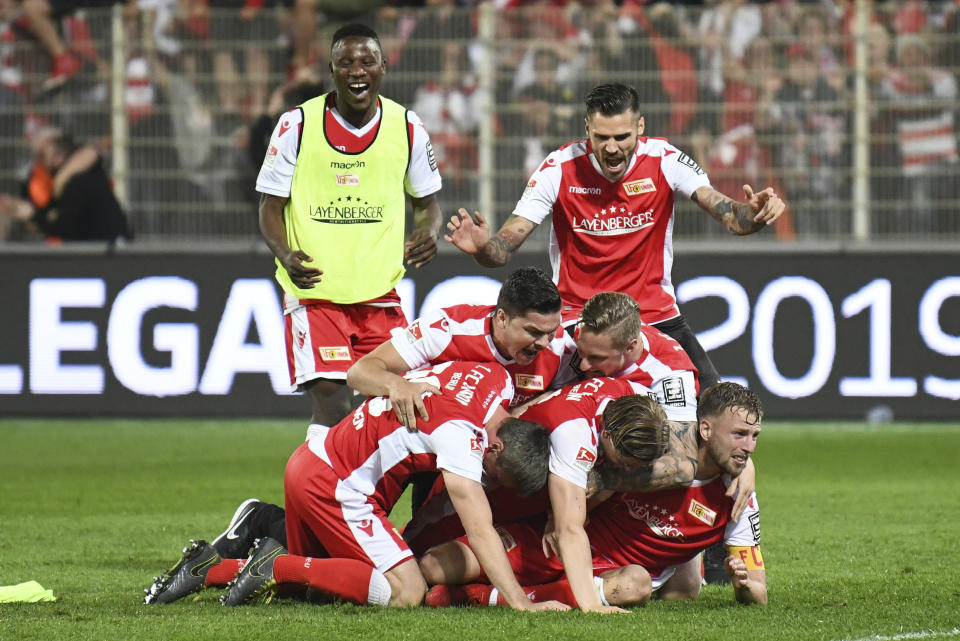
xmin=1 ymin=249 xmax=956 ymax=419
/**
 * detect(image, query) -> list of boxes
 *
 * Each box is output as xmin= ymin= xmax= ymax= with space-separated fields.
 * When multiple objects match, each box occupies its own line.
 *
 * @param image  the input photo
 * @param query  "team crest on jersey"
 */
xmin=574 ymin=447 xmax=597 ymax=471
xmin=688 ymin=499 xmax=717 ymax=526
xmin=623 ymin=177 xmax=656 ymax=196
xmin=319 ymin=346 xmax=351 ymax=361
xmin=335 ymin=173 xmax=359 ymax=186
xmin=661 ymin=377 xmax=687 ymax=407
xmin=405 ymin=321 xmax=424 ymax=343
xmin=514 ymin=374 xmax=544 ymax=391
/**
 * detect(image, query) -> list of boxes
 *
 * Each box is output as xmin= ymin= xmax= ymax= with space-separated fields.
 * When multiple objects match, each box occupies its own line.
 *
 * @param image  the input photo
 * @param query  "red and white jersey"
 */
xmin=559 ymin=323 xmax=700 ymax=404
xmin=513 ymin=137 xmax=711 ymax=324
xmin=587 ymin=475 xmax=761 ymax=580
xmin=309 ymin=361 xmax=512 ymax=513
xmin=390 ymin=304 xmax=571 ymax=407
xmin=521 ymin=377 xmax=660 ymax=489
xmin=257 ymin=93 xmax=442 ymax=199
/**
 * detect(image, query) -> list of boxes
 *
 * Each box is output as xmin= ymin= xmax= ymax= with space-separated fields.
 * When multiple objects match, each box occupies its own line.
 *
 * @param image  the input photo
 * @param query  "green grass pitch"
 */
xmin=1 ymin=419 xmax=958 ymax=641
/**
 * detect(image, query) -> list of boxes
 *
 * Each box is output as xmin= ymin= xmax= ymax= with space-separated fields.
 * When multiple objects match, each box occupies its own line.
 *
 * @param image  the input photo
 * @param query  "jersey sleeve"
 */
xmin=548 ymin=418 xmax=598 ymax=489
xmin=431 ymin=419 xmax=486 ymax=483
xmin=511 ymin=150 xmax=563 ymax=225
xmin=256 ymin=108 xmax=304 ymax=198
xmin=389 ymin=308 xmax=454 ymax=370
xmin=660 ymin=142 xmax=711 ymax=199
xmin=405 ymin=110 xmax=442 ymax=198
xmin=724 ymin=491 xmax=761 ymax=547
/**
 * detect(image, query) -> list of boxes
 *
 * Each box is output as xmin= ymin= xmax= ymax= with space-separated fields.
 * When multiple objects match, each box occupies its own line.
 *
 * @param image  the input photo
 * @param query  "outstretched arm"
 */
xmin=346 ymin=341 xmax=439 ymax=430
xmin=444 ymin=471 xmax=569 ymax=612
xmin=691 ymin=184 xmax=784 ymax=235
xmin=593 ymin=420 xmax=699 ymax=492
xmin=445 ymin=210 xmax=538 ymax=267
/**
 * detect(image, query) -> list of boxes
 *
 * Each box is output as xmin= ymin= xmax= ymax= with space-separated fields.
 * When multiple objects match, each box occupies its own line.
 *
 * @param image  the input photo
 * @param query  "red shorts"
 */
xmin=284 ymin=441 xmax=413 ymax=573
xmin=283 ymin=295 xmax=408 ymax=390
xmin=456 ymin=518 xmax=619 ymax=586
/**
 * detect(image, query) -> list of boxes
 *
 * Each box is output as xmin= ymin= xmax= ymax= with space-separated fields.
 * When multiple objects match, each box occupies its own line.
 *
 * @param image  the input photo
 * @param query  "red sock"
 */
xmin=273 ymin=555 xmax=390 ymax=605
xmin=520 ymin=577 xmax=579 ymax=607
xmin=205 ymin=558 xmax=246 ymax=588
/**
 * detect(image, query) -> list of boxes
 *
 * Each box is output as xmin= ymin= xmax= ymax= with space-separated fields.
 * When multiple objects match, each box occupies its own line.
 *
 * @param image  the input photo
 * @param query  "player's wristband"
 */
xmin=727 ymin=546 xmax=764 ymax=570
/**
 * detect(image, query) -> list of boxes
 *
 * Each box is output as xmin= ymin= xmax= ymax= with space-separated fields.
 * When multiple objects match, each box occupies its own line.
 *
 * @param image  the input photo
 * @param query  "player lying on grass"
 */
xmin=144 ymin=377 xmax=704 ymax=610
xmin=418 ymin=381 xmax=768 ymax=608
xmin=150 ymin=360 xmax=567 ymax=610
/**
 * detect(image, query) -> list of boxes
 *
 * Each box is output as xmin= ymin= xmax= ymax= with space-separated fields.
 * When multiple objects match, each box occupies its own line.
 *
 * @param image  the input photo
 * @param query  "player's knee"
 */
xmin=417 ymin=551 xmax=445 ymax=585
xmin=606 ymin=565 xmax=651 ymax=607
xmin=387 ymin=572 xmax=427 ymax=607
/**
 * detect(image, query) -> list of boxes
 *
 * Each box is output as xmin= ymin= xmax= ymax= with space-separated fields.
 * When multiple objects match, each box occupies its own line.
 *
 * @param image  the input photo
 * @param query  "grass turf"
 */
xmin=0 ymin=419 xmax=958 ymax=641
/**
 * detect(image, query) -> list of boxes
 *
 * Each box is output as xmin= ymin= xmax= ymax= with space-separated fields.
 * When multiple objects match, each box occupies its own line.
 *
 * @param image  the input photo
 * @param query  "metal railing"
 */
xmin=0 ymin=1 xmax=957 ymax=245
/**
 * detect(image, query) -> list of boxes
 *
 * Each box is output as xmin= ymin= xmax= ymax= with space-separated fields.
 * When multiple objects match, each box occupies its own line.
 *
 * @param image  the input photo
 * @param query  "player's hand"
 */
xmin=521 ymin=599 xmax=571 ymax=612
xmin=727 ymin=457 xmax=755 ymax=521
xmin=724 ymin=555 xmax=750 ymax=588
xmin=280 ymin=250 xmax=322 ymax=289
xmin=541 ymin=515 xmax=559 ymax=559
xmin=444 ymin=209 xmax=491 ymax=255
xmin=405 ymin=227 xmax=438 ymax=269
xmin=387 ymin=379 xmax=441 ymax=431
xmin=743 ymin=184 xmax=784 ymax=226
xmin=582 ymin=604 xmax=630 ymax=614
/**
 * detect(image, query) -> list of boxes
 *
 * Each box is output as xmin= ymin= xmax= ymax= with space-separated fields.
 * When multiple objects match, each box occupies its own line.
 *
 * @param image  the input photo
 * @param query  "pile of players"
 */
xmin=143 ymin=271 xmax=767 ymax=612
xmin=144 ymin=22 xmax=782 ymax=613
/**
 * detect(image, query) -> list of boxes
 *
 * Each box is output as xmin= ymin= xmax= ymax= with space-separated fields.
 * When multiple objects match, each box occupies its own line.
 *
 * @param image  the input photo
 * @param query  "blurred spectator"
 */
xmin=794 ymin=5 xmax=846 ymax=94
xmin=877 ymin=34 xmax=958 ymax=233
xmin=411 ymin=41 xmax=480 ymax=203
xmin=768 ymin=43 xmax=848 ymax=238
xmin=693 ymin=0 xmax=761 ymax=136
xmin=506 ymin=46 xmax=578 ymax=178
xmin=387 ymin=0 xmax=473 ymax=105
xmin=0 ymin=127 xmax=131 ymax=242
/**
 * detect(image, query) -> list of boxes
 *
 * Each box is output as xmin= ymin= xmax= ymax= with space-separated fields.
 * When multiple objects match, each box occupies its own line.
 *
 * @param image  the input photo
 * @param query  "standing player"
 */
xmin=445 ymin=83 xmax=785 ymax=392
xmin=257 ymin=23 xmax=442 ymax=432
xmin=219 ymin=361 xmax=567 ymax=611
xmin=421 ymin=382 xmax=767 ymax=608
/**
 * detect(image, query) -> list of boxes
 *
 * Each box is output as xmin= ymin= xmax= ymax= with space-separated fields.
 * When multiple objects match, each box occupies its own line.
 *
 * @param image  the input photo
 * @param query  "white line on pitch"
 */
xmin=831 ymin=629 xmax=960 ymax=641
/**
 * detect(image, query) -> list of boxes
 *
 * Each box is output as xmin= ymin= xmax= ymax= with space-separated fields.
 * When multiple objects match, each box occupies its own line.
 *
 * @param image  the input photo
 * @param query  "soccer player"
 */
xmin=257 ymin=23 xmax=442 ymax=432
xmin=346 ymin=266 xmax=566 ymax=427
xmin=407 ymin=377 xmax=698 ymax=614
xmin=557 ymin=291 xmax=700 ymax=406
xmin=219 ymin=361 xmax=567 ymax=611
xmin=445 ymin=83 xmax=785 ymax=393
xmin=420 ymin=382 xmax=768 ymax=608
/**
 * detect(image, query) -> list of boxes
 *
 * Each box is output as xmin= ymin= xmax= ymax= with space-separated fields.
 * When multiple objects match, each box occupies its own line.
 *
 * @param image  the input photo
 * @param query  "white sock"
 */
xmin=488 ymin=587 xmax=500 ymax=606
xmin=366 ymin=569 xmax=392 ymax=606
xmin=594 ymin=576 xmax=611 ymax=606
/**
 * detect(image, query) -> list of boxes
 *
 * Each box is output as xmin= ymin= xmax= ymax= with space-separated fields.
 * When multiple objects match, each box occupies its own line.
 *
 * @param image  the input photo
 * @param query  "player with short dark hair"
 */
xmin=445 ymin=82 xmax=786 ymax=395
xmin=256 ymin=22 xmax=442 ymax=437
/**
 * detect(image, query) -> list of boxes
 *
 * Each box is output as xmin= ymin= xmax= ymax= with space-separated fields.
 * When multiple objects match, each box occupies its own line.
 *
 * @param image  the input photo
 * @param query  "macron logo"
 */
xmin=568 ymin=186 xmax=602 ymax=195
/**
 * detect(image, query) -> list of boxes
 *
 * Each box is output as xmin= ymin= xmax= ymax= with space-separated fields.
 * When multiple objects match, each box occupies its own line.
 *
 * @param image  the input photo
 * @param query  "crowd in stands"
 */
xmin=0 ymin=0 xmax=957 ymax=242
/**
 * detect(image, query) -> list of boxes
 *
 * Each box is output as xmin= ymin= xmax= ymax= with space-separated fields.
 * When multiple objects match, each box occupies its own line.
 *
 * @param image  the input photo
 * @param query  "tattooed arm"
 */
xmin=592 ymin=419 xmax=700 ymax=493
xmin=691 ymin=184 xmax=785 ymax=235
xmin=445 ymin=210 xmax=538 ymax=267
